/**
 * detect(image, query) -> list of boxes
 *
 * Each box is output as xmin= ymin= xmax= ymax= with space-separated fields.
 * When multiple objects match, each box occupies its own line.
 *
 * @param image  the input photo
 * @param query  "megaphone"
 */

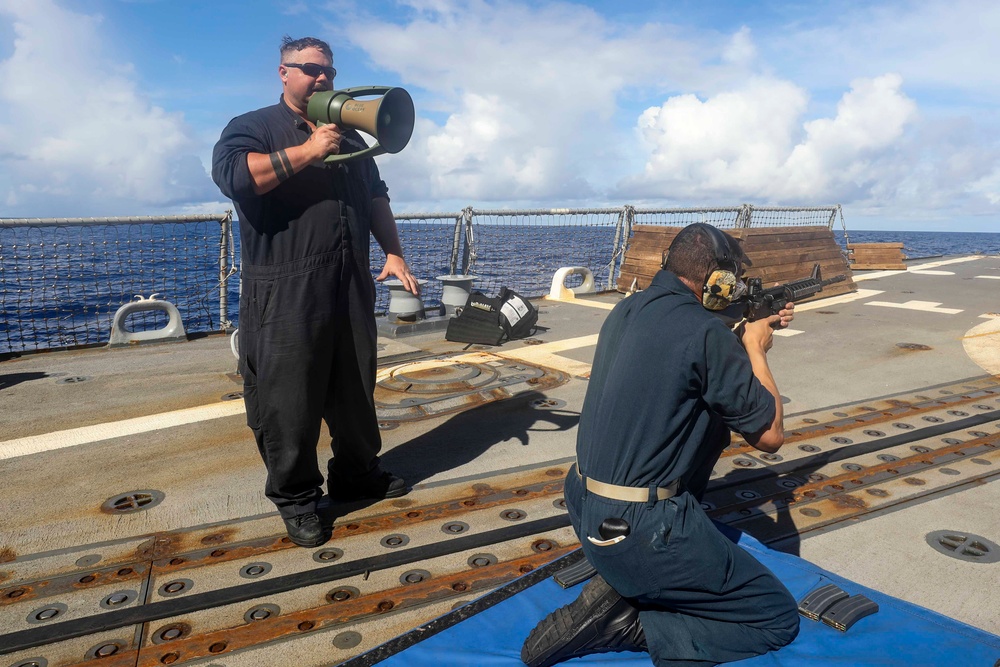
xmin=306 ymin=86 xmax=414 ymax=163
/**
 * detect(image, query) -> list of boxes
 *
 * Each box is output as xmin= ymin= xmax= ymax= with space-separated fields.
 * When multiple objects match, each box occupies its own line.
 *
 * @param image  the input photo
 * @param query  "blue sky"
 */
xmin=0 ymin=0 xmax=998 ymax=231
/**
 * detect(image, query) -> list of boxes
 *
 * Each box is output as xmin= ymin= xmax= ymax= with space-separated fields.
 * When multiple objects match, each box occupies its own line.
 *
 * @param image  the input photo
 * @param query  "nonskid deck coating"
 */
xmin=1 ymin=255 xmax=999 ymax=665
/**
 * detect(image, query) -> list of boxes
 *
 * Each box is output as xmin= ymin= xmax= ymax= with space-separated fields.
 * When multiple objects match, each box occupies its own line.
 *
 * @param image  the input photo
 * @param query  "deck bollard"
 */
xmin=385 ymin=279 xmax=429 ymax=321
xmin=437 ymin=274 xmax=478 ymax=316
xmin=108 ymin=294 xmax=187 ymax=347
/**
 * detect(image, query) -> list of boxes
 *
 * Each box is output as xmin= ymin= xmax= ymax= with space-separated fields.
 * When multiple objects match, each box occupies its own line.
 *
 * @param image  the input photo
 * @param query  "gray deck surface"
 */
xmin=1 ymin=255 xmax=998 ymax=665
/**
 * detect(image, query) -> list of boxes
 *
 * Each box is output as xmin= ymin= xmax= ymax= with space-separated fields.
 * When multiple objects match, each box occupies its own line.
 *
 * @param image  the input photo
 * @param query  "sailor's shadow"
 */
xmin=0 ymin=371 xmax=49 ymax=391
xmin=379 ymin=390 xmax=580 ymax=487
xmin=712 ymin=448 xmax=834 ymax=558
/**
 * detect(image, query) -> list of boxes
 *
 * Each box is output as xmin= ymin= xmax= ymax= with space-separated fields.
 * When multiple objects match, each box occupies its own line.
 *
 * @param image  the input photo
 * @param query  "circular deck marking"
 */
xmin=962 ymin=318 xmax=1000 ymax=375
xmin=926 ymin=531 xmax=1000 ymax=564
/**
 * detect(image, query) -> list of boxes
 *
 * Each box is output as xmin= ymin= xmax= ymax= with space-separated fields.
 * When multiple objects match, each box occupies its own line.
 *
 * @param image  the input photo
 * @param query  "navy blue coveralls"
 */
xmin=211 ymin=96 xmax=388 ymax=520
xmin=565 ymin=269 xmax=800 ymax=666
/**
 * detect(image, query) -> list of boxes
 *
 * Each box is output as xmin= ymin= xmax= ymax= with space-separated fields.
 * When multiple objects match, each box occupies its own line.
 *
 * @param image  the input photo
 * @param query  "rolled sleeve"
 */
xmin=700 ymin=319 xmax=776 ymax=436
xmin=212 ymin=117 xmax=267 ymax=201
xmin=367 ymin=157 xmax=389 ymax=201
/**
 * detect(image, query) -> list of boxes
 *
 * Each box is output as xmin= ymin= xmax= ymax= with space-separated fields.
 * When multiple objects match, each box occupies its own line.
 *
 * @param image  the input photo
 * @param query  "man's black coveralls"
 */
xmin=212 ymin=96 xmax=388 ymax=520
xmin=565 ymin=269 xmax=800 ymax=666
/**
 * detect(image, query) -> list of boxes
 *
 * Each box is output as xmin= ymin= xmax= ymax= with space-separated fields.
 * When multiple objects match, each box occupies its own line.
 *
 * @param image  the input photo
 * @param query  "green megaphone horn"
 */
xmin=306 ymin=86 xmax=415 ymax=163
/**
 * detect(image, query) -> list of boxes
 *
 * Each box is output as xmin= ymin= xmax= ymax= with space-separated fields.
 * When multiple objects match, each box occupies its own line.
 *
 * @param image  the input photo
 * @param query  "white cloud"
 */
xmin=622 ymin=74 xmax=919 ymax=205
xmin=0 ymin=0 xmax=218 ymax=216
xmin=334 ymin=1 xmax=722 ymax=205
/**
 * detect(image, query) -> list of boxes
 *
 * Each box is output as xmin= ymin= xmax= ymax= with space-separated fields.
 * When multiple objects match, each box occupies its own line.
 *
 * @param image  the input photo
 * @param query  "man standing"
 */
xmin=523 ymin=223 xmax=800 ymax=666
xmin=212 ymin=36 xmax=418 ymax=548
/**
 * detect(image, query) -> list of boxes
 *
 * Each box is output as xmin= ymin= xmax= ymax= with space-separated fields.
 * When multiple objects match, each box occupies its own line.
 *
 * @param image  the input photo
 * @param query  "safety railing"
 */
xmin=1 ymin=205 xmax=841 ymax=353
xmin=0 ymin=214 xmax=236 ymax=354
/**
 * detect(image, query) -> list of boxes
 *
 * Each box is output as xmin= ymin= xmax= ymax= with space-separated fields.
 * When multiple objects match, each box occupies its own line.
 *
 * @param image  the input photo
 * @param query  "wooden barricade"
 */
xmin=847 ymin=242 xmax=907 ymax=270
xmin=617 ymin=225 xmax=857 ymax=302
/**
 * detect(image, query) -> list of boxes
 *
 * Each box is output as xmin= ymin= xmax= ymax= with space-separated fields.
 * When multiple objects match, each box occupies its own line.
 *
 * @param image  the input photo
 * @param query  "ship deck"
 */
xmin=1 ymin=254 xmax=999 ymax=665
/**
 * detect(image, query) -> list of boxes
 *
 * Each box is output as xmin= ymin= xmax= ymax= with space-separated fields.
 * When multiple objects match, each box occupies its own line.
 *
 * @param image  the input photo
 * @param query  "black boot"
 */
xmin=521 ymin=574 xmax=646 ymax=667
xmin=282 ymin=512 xmax=328 ymax=548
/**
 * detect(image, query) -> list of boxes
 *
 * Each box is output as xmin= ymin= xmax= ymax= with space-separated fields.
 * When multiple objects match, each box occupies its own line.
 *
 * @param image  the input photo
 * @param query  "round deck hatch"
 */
xmin=101 ymin=490 xmax=165 ymax=514
xmin=925 ymin=530 xmax=1000 ymax=564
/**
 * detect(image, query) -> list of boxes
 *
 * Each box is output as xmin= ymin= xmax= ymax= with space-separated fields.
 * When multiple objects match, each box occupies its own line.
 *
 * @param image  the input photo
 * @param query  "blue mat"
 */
xmin=376 ymin=528 xmax=1000 ymax=666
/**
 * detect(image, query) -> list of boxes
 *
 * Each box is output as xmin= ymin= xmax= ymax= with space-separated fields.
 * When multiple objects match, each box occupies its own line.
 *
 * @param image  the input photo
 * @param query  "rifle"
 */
xmin=715 ymin=264 xmax=847 ymax=328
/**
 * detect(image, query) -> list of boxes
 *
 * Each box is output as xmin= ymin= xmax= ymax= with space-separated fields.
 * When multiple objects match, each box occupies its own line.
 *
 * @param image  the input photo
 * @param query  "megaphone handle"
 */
xmin=316 ymin=122 xmax=387 ymax=163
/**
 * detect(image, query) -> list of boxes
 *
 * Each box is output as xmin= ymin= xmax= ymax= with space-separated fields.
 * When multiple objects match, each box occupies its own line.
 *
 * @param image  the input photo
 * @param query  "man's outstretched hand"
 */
xmin=377 ymin=254 xmax=420 ymax=295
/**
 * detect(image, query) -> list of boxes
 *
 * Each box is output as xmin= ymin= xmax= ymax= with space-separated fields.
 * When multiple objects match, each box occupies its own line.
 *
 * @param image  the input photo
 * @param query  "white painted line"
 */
xmin=495 ymin=334 xmax=599 ymax=378
xmin=851 ymin=270 xmax=905 ymax=282
xmin=543 ymin=296 xmax=615 ymax=310
xmin=976 ymin=275 xmax=1000 ymax=280
xmin=910 ymin=256 xmax=984 ymax=269
xmin=774 ymin=329 xmax=803 ymax=337
xmin=0 ymin=401 xmax=246 ymax=461
xmin=851 ymin=256 xmax=983 ymax=282
xmin=865 ymin=300 xmax=963 ymax=315
xmin=909 ymin=270 xmax=955 ymax=276
xmin=795 ymin=288 xmax=883 ymax=310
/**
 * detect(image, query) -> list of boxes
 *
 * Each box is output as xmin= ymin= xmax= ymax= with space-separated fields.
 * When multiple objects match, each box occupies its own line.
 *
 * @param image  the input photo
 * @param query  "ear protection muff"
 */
xmin=695 ymin=224 xmax=742 ymax=311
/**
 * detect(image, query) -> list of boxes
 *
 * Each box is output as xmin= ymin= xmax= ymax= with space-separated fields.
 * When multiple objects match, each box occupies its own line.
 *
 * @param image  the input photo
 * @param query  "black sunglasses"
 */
xmin=283 ymin=62 xmax=336 ymax=79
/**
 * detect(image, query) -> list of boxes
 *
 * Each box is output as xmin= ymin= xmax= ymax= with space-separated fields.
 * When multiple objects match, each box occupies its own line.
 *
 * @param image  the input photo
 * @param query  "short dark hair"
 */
xmin=663 ymin=224 xmax=743 ymax=283
xmin=280 ymin=35 xmax=333 ymax=62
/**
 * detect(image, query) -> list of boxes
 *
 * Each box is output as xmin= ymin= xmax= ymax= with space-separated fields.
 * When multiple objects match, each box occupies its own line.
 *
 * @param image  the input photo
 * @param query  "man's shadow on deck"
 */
xmin=711 ymin=441 xmax=843 ymax=558
xmin=322 ymin=390 xmax=579 ymax=520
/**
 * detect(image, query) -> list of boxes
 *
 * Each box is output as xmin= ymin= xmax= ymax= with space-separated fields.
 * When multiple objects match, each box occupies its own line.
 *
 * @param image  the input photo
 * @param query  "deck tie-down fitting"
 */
xmin=548 ymin=267 xmax=596 ymax=300
xmin=109 ymin=294 xmax=186 ymax=347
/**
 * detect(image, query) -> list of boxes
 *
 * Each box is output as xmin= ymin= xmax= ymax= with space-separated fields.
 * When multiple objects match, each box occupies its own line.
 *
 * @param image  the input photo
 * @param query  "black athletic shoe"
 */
xmin=521 ymin=574 xmax=646 ymax=667
xmin=282 ymin=512 xmax=328 ymax=548
xmin=328 ymin=468 xmax=409 ymax=502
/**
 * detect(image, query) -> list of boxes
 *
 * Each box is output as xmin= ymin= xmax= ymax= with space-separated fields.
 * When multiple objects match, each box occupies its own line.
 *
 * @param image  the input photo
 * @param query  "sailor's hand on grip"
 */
xmin=741 ymin=314 xmax=780 ymax=353
xmin=305 ymin=123 xmax=343 ymax=161
xmin=776 ymin=303 xmax=795 ymax=328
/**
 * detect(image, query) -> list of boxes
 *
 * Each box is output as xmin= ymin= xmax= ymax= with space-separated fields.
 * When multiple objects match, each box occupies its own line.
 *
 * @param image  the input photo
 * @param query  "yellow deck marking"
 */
xmin=865 ymin=300 xmax=963 ymax=315
xmin=495 ymin=334 xmax=599 ymax=377
xmin=961 ymin=328 xmax=1000 ymax=341
xmin=0 ymin=401 xmax=245 ymax=461
xmin=544 ymin=296 xmax=616 ymax=310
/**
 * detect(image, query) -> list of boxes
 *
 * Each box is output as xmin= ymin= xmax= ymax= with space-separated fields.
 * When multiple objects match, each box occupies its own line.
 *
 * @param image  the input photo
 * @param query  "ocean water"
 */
xmin=832 ymin=229 xmax=1000 ymax=259
xmin=2 ymin=224 xmax=999 ymax=354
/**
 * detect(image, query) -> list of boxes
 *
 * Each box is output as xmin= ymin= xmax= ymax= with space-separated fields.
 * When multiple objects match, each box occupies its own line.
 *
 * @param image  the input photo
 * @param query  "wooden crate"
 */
xmin=848 ymin=242 xmax=906 ymax=270
xmin=617 ymin=225 xmax=857 ymax=303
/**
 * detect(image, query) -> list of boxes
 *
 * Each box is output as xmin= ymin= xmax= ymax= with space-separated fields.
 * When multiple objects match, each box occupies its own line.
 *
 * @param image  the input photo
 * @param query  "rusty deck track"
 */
xmin=2 ymin=375 xmax=998 ymax=665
